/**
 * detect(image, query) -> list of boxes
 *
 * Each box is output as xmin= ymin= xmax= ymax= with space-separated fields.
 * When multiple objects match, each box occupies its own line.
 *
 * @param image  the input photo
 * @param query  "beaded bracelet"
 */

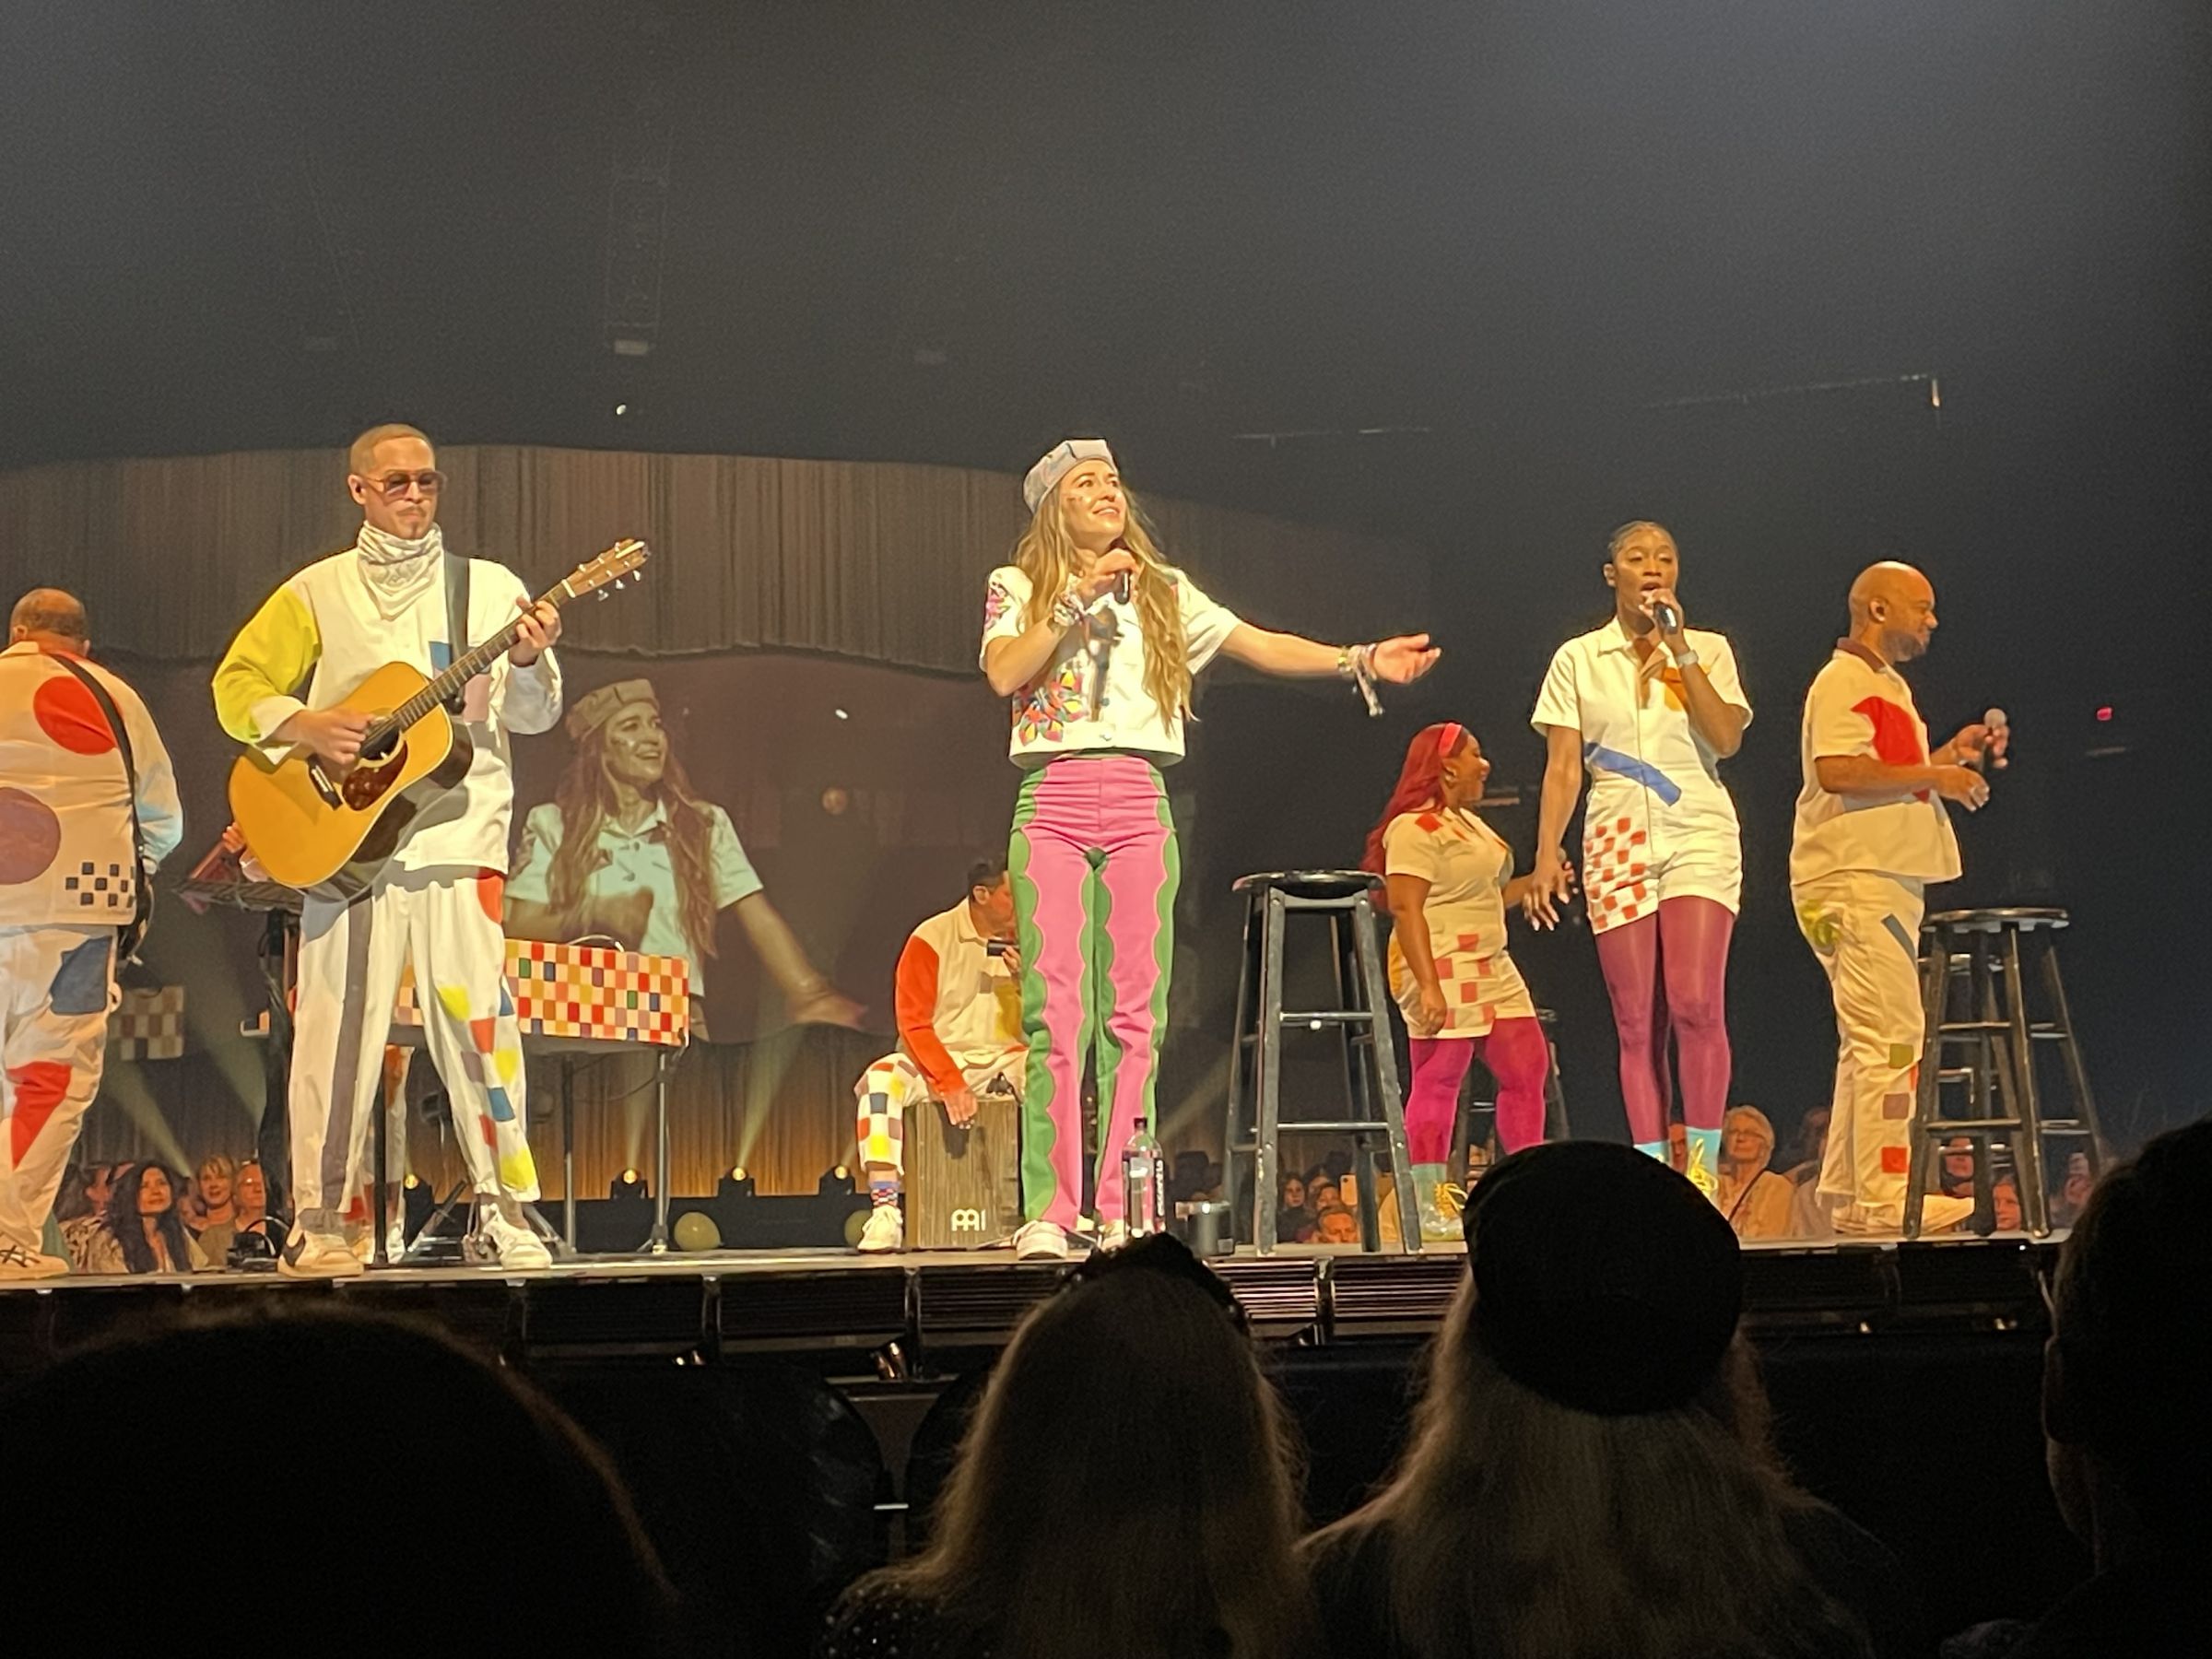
xmin=1049 ymin=585 xmax=1085 ymax=632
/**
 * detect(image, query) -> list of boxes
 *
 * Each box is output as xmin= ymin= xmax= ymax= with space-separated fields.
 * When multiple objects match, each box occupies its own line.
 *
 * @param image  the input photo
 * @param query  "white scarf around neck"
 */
xmin=354 ymin=522 xmax=448 ymax=621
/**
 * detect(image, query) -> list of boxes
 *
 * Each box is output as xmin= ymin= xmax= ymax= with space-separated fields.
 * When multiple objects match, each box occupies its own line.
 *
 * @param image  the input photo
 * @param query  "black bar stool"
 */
xmin=1910 ymin=907 xmax=2106 ymax=1239
xmin=1222 ymin=871 xmax=1420 ymax=1254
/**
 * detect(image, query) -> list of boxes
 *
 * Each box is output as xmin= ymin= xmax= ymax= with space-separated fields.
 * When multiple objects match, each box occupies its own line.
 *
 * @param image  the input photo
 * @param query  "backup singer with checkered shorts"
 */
xmin=0 ymin=590 xmax=183 ymax=1279
xmin=1527 ymin=523 xmax=1752 ymax=1199
xmin=981 ymin=439 xmax=1441 ymax=1261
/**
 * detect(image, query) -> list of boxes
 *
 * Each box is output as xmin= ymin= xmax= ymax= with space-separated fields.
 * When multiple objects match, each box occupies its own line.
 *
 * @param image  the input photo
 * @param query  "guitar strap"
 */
xmin=49 ymin=655 xmax=152 ymax=963
xmin=442 ymin=549 xmax=472 ymax=712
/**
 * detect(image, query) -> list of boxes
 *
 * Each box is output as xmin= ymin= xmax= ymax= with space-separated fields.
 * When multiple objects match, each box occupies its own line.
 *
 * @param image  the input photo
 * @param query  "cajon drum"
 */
xmin=906 ymin=1081 xmax=1022 ymax=1250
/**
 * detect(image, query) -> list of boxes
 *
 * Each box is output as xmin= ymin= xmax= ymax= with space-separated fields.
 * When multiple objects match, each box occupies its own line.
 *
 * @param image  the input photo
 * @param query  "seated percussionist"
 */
xmin=853 ymin=856 xmax=1025 ymax=1253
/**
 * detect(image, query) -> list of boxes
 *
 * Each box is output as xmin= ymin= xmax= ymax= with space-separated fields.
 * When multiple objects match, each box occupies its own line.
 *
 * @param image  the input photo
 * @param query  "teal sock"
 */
xmin=1634 ymin=1140 xmax=1670 ymax=1162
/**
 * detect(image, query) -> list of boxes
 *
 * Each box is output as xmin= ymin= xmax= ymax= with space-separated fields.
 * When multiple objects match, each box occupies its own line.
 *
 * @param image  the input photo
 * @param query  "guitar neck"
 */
xmin=381 ymin=579 xmax=571 ymax=735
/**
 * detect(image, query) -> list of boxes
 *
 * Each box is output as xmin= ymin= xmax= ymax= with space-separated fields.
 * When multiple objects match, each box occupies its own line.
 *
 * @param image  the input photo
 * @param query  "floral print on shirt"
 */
xmin=1013 ymin=656 xmax=1087 ymax=745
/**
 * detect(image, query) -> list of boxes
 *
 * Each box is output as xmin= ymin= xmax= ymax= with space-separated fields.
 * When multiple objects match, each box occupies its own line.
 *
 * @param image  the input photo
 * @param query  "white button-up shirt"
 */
xmin=979 ymin=565 xmax=1241 ymax=766
xmin=1532 ymin=618 xmax=1752 ymax=860
xmin=1790 ymin=644 xmax=1961 ymax=888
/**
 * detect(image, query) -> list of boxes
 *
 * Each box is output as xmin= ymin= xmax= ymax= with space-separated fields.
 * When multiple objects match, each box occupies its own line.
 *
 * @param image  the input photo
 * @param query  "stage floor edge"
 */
xmin=0 ymin=1233 xmax=2062 ymax=1368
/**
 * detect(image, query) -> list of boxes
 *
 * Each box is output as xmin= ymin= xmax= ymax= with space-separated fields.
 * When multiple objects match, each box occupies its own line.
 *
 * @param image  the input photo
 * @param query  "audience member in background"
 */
xmin=83 ymin=1161 xmax=207 ymax=1275
xmin=65 ymin=1159 xmax=125 ymax=1268
xmin=1313 ymin=1205 xmax=1360 ymax=1245
xmin=1936 ymin=1136 xmax=1981 ymax=1200
xmin=1 ymin=1305 xmax=681 ymax=1641
xmin=823 ymin=1234 xmax=1313 ymax=1658
xmin=1667 ymin=1115 xmax=1688 ymax=1173
xmin=2044 ymin=1151 xmax=2095 ymax=1230
xmin=1990 ymin=1174 xmax=2023 ymax=1233
xmin=1276 ymin=1172 xmax=1309 ymax=1241
xmin=83 ymin=1160 xmax=115 ymax=1217
xmin=1944 ymin=1117 xmax=2212 ymax=1659
xmin=1718 ymin=1105 xmax=1796 ymax=1241
xmin=1306 ymin=1141 xmax=1914 ymax=1659
xmin=232 ymin=1159 xmax=277 ymax=1239
xmin=1785 ymin=1113 xmax=1839 ymax=1241
xmin=194 ymin=1154 xmax=240 ymax=1261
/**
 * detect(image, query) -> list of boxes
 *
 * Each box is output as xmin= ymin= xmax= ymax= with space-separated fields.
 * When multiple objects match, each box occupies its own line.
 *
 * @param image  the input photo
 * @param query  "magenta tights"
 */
xmin=1405 ymin=1017 xmax=1552 ymax=1164
xmin=1594 ymin=896 xmax=1735 ymax=1143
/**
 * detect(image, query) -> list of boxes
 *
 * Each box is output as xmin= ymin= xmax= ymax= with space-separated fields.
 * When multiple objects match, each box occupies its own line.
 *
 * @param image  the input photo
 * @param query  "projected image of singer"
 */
xmin=1527 ymin=521 xmax=1752 ymax=1201
xmin=505 ymin=679 xmax=864 ymax=1040
xmin=1791 ymin=563 xmax=2007 ymax=1238
xmin=981 ymin=438 xmax=1440 ymax=1260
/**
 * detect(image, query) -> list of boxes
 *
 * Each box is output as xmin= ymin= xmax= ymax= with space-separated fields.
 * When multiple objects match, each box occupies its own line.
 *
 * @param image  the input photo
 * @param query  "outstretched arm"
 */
xmin=1218 ymin=625 xmax=1441 ymax=682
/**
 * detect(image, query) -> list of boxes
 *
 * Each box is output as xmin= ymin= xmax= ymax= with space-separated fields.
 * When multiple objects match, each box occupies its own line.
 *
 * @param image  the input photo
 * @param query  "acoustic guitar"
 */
xmin=228 ymin=539 xmax=649 ymax=900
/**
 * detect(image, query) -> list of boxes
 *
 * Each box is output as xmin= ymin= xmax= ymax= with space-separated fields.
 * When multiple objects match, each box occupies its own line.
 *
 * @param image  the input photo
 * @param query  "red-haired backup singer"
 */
xmin=1527 ymin=522 xmax=1751 ymax=1200
xmin=982 ymin=439 xmax=1439 ymax=1260
xmin=1364 ymin=723 xmax=1553 ymax=1245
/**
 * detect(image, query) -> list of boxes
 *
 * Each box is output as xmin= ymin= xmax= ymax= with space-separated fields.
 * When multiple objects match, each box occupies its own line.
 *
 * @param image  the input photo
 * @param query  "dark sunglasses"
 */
xmin=359 ymin=469 xmax=445 ymax=499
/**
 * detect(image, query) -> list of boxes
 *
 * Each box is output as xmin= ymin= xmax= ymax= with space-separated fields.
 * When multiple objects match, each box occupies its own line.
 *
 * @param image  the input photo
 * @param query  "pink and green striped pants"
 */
xmin=1008 ymin=754 xmax=1178 ymax=1230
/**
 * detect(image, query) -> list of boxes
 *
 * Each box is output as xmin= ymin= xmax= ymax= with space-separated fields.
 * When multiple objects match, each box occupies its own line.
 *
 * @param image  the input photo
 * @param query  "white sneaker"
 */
xmin=1096 ymin=1220 xmax=1132 ymax=1253
xmin=1014 ymin=1219 xmax=1071 ymax=1261
xmin=0 ymin=1242 xmax=69 ymax=1280
xmin=279 ymin=1223 xmax=365 ymax=1279
xmin=1913 ymin=1194 xmax=1979 ymax=1235
xmin=472 ymin=1208 xmax=552 ymax=1271
xmin=1834 ymin=1194 xmax=1980 ymax=1238
xmin=857 ymin=1206 xmax=904 ymax=1253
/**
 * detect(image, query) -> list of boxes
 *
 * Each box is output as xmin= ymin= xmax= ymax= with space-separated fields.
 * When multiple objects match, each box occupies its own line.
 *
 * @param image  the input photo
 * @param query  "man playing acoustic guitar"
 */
xmin=214 ymin=424 xmax=562 ymax=1277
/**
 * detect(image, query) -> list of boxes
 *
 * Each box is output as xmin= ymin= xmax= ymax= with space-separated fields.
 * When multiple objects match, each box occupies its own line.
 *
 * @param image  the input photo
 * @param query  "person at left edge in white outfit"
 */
xmin=0 ymin=589 xmax=183 ymax=1280
xmin=213 ymin=424 xmax=562 ymax=1278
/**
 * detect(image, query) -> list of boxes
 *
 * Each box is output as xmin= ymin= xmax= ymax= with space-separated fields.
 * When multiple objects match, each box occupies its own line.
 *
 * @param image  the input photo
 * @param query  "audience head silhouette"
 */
xmin=1308 ymin=1141 xmax=1881 ymax=1659
xmin=828 ymin=1232 xmax=1312 ymax=1659
xmin=1 ymin=1304 xmax=679 ymax=1641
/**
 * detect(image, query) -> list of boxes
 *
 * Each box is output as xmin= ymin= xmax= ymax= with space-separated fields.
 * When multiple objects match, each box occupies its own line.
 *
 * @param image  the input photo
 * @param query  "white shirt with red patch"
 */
xmin=0 ymin=642 xmax=183 ymax=928
xmin=979 ymin=564 xmax=1241 ymax=766
xmin=894 ymin=900 xmax=1024 ymax=1096
xmin=1790 ymin=645 xmax=1961 ymax=887
xmin=1382 ymin=808 xmax=1538 ymax=1038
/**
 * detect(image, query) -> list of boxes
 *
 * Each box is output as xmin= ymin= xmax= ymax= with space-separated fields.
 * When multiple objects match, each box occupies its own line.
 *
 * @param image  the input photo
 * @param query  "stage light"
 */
xmin=2096 ymin=705 xmax=2113 ymax=722
xmin=614 ymin=402 xmax=629 ymax=416
xmin=833 ymin=708 xmax=850 ymax=721
xmin=611 ymin=1169 xmax=650 ymax=1201
xmin=717 ymin=1166 xmax=756 ymax=1200
xmin=818 ymin=1164 xmax=856 ymax=1197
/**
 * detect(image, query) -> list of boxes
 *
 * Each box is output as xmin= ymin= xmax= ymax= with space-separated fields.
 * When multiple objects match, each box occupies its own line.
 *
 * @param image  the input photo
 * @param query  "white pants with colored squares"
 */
xmin=1794 ymin=872 xmax=1927 ymax=1220
xmin=291 ymin=866 xmax=536 ymax=1230
xmin=855 ymin=1047 xmax=1024 ymax=1183
xmin=0 ymin=924 xmax=115 ymax=1253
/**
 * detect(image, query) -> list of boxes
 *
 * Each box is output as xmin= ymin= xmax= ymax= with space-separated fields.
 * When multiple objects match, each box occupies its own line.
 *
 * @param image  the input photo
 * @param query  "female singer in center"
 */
xmin=981 ymin=438 xmax=1439 ymax=1260
xmin=1526 ymin=521 xmax=1751 ymax=1199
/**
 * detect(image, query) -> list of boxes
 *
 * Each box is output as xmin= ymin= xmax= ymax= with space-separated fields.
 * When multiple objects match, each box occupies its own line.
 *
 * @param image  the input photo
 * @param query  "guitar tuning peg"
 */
xmin=612 ymin=577 xmax=625 ymax=589
xmin=595 ymin=589 xmax=610 ymax=602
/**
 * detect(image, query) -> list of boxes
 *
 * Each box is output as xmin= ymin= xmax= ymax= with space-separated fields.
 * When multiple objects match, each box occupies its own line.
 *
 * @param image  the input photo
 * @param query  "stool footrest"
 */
xmin=1266 ymin=1120 xmax=1403 ymax=1135
xmin=1277 ymin=1010 xmax=1374 ymax=1026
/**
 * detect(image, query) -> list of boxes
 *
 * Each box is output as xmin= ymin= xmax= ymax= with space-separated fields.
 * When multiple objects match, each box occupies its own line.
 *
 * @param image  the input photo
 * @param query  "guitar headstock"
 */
xmin=559 ymin=538 xmax=652 ymax=603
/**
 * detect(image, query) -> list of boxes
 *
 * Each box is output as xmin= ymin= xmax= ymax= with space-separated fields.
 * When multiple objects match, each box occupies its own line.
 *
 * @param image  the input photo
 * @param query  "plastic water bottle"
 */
xmin=1121 ymin=1117 xmax=1167 ymax=1235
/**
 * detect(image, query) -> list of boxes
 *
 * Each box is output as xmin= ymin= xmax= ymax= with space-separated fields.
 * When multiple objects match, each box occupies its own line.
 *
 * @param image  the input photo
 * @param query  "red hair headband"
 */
xmin=1436 ymin=722 xmax=1463 ymax=760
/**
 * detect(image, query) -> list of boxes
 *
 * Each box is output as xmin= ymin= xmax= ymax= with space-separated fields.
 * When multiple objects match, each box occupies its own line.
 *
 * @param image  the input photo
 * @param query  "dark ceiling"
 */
xmin=0 ymin=1 xmax=2206 ymax=677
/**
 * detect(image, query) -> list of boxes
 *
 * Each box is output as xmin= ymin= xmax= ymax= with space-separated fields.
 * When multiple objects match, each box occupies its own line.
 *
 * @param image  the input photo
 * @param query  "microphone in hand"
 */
xmin=1981 ymin=707 xmax=2010 ymax=771
xmin=1113 ymin=571 xmax=1132 ymax=606
xmin=1651 ymin=598 xmax=1681 ymax=635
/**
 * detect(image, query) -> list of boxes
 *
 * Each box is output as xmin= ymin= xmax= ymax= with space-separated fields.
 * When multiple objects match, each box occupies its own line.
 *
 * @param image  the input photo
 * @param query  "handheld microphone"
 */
xmin=1651 ymin=597 xmax=1681 ymax=635
xmin=1113 ymin=571 xmax=1131 ymax=606
xmin=1982 ymin=707 xmax=2009 ymax=770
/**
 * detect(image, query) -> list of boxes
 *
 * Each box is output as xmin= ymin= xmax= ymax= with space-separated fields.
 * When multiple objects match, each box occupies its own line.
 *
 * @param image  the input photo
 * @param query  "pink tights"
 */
xmin=1405 ymin=1017 xmax=1551 ymax=1164
xmin=1594 ymin=896 xmax=1734 ymax=1144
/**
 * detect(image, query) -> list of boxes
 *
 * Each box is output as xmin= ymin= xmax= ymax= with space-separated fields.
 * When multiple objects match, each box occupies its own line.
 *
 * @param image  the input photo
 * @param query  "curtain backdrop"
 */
xmin=0 ymin=446 xmax=1430 ymax=671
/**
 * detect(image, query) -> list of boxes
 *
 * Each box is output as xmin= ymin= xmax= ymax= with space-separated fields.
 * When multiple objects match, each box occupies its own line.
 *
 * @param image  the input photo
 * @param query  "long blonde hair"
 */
xmin=1310 ymin=1282 xmax=1874 ymax=1659
xmin=1014 ymin=480 xmax=1192 ymax=724
xmin=864 ymin=1245 xmax=1314 ymax=1658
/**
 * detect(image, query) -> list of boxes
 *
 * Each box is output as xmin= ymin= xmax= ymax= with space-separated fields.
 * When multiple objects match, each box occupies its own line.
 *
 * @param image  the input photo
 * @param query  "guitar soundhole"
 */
xmin=340 ymin=742 xmax=408 ymax=811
